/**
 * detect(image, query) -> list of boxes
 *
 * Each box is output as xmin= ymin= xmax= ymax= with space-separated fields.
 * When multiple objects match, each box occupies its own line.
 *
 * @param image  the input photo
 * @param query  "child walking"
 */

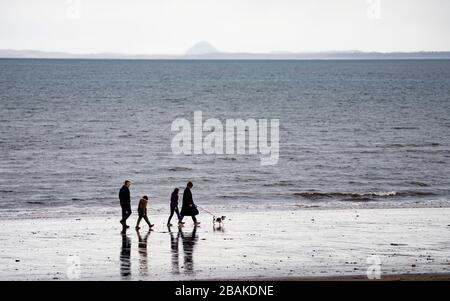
xmin=136 ymin=195 xmax=154 ymax=230
xmin=167 ymin=188 xmax=182 ymax=226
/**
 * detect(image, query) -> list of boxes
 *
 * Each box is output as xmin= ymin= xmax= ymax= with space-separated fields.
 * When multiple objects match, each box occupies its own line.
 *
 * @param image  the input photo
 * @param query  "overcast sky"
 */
xmin=0 ymin=0 xmax=449 ymax=54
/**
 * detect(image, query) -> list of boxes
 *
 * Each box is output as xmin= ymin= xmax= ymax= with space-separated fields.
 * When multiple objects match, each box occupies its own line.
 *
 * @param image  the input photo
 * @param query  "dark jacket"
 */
xmin=119 ymin=185 xmax=130 ymax=204
xmin=180 ymin=187 xmax=198 ymax=216
xmin=170 ymin=191 xmax=179 ymax=208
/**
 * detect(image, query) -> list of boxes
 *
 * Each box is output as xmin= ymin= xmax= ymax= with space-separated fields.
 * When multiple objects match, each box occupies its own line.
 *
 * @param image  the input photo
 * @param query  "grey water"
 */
xmin=1 ymin=59 xmax=450 ymax=216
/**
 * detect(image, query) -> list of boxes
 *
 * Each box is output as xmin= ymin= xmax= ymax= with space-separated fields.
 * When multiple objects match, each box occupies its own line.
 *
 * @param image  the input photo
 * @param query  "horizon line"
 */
xmin=1 ymin=48 xmax=450 ymax=60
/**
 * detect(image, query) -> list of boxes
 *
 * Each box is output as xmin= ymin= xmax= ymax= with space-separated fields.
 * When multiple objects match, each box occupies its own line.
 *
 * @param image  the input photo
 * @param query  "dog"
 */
xmin=213 ymin=215 xmax=226 ymax=225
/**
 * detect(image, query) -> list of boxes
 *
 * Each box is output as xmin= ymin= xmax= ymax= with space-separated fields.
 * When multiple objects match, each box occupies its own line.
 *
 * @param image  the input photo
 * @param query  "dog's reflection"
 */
xmin=136 ymin=230 xmax=151 ymax=276
xmin=120 ymin=231 xmax=131 ymax=279
xmin=169 ymin=226 xmax=198 ymax=275
xmin=212 ymin=216 xmax=226 ymax=233
xmin=213 ymin=223 xmax=225 ymax=233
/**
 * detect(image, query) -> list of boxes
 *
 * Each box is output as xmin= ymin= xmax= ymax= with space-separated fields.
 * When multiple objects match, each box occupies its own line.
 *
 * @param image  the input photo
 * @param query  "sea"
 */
xmin=1 ymin=59 xmax=450 ymax=218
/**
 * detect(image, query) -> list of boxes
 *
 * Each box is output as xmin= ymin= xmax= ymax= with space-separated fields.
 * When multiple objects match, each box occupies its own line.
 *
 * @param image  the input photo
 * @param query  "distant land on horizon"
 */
xmin=1 ymin=41 xmax=450 ymax=60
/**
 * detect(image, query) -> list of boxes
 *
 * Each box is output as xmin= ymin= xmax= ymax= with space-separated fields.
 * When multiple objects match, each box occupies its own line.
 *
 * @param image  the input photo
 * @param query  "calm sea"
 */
xmin=1 ymin=59 xmax=450 ymax=216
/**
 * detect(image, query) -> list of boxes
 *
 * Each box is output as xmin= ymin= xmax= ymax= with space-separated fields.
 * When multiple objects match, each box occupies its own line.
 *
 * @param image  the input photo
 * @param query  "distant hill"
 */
xmin=185 ymin=41 xmax=220 ymax=56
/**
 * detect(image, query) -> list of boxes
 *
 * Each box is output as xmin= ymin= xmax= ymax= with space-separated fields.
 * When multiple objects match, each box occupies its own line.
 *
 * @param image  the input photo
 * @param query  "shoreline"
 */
xmin=1 ymin=203 xmax=450 ymax=221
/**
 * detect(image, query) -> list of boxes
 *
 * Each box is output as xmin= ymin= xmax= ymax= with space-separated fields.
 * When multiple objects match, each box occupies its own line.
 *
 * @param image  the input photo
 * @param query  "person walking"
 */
xmin=119 ymin=180 xmax=132 ymax=229
xmin=167 ymin=188 xmax=182 ymax=226
xmin=135 ymin=195 xmax=154 ymax=230
xmin=179 ymin=182 xmax=200 ymax=227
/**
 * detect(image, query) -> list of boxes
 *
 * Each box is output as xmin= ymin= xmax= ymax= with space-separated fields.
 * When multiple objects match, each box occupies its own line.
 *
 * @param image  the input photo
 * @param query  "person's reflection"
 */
xmin=168 ymin=225 xmax=180 ymax=274
xmin=136 ymin=230 xmax=151 ymax=276
xmin=179 ymin=226 xmax=198 ymax=274
xmin=120 ymin=231 xmax=131 ymax=279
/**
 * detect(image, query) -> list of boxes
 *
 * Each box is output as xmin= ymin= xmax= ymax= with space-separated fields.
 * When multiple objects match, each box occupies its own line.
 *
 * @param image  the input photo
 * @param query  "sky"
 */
xmin=0 ymin=0 xmax=449 ymax=54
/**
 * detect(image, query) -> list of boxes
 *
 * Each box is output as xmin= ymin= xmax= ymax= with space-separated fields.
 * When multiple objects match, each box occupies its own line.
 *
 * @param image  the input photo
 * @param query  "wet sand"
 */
xmin=233 ymin=273 xmax=450 ymax=281
xmin=0 ymin=207 xmax=449 ymax=280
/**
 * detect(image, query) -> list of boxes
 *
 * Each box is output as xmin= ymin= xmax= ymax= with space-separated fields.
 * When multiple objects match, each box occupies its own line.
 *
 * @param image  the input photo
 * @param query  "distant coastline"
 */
xmin=1 ymin=49 xmax=450 ymax=60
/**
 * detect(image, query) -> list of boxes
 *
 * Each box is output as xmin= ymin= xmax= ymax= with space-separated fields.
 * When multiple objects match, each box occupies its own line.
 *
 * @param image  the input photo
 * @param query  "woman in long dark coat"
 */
xmin=179 ymin=182 xmax=200 ymax=226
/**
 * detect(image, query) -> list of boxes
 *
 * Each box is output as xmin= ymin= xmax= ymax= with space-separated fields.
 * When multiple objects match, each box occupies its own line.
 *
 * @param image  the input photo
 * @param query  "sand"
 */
xmin=0 ymin=207 xmax=449 ymax=280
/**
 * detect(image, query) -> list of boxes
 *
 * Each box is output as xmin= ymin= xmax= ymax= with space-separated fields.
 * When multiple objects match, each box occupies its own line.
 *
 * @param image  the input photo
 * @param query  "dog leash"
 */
xmin=196 ymin=205 xmax=215 ymax=216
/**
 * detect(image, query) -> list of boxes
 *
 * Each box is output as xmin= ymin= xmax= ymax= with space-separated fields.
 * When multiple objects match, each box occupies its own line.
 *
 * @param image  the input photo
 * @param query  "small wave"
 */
xmin=26 ymin=201 xmax=45 ymax=205
xmin=396 ymin=191 xmax=437 ymax=197
xmin=168 ymin=167 xmax=192 ymax=172
xmin=380 ymin=143 xmax=440 ymax=148
xmin=294 ymin=204 xmax=320 ymax=208
xmin=340 ymin=198 xmax=372 ymax=202
xmin=294 ymin=191 xmax=397 ymax=199
xmin=162 ymin=97 xmax=188 ymax=102
xmin=294 ymin=190 xmax=436 ymax=200
xmin=219 ymin=157 xmax=237 ymax=161
xmin=408 ymin=181 xmax=429 ymax=187
xmin=391 ymin=127 xmax=420 ymax=130
xmin=263 ymin=181 xmax=295 ymax=187
xmin=217 ymin=195 xmax=242 ymax=199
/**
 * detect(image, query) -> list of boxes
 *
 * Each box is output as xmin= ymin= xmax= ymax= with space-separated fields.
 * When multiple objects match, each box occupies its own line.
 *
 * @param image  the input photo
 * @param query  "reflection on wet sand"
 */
xmin=137 ymin=230 xmax=151 ymax=276
xmin=168 ymin=226 xmax=181 ymax=274
xmin=120 ymin=231 xmax=131 ymax=279
xmin=168 ymin=226 xmax=199 ymax=275
xmin=120 ymin=226 xmax=200 ymax=279
xmin=180 ymin=227 xmax=198 ymax=274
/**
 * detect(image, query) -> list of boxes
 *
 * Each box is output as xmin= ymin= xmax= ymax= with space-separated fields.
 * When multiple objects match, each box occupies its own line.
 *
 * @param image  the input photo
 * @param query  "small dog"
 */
xmin=213 ymin=215 xmax=226 ymax=225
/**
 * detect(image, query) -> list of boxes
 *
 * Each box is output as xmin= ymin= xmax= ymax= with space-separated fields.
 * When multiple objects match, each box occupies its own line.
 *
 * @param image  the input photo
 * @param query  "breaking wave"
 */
xmin=294 ymin=191 xmax=436 ymax=201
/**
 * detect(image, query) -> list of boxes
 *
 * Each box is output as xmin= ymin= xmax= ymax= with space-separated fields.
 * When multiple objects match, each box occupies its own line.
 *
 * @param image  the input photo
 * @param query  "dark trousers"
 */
xmin=168 ymin=206 xmax=181 ymax=224
xmin=120 ymin=203 xmax=132 ymax=224
xmin=179 ymin=214 xmax=197 ymax=223
xmin=136 ymin=215 xmax=151 ymax=227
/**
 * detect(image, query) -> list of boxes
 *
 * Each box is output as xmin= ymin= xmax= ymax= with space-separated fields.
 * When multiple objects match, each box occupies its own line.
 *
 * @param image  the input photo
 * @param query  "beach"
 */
xmin=2 ymin=0 xmax=450 ymax=292
xmin=1 ymin=207 xmax=449 ymax=281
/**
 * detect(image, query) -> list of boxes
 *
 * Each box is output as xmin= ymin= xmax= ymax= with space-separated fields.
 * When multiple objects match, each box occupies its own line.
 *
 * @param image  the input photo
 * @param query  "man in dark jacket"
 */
xmin=119 ymin=180 xmax=132 ymax=228
xmin=179 ymin=181 xmax=200 ymax=226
